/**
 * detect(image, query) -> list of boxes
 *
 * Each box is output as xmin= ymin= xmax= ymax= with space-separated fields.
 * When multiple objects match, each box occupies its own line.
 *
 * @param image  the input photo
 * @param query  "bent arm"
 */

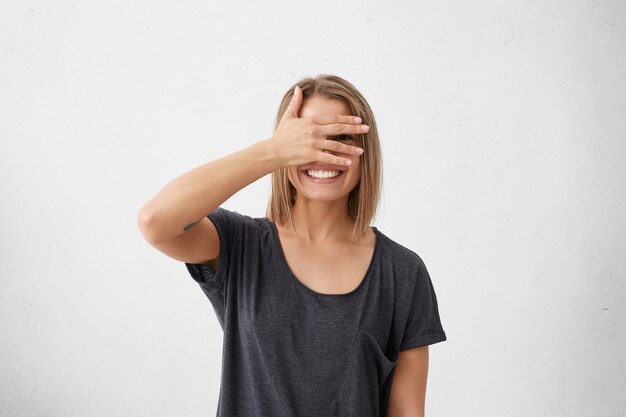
xmin=137 ymin=138 xmax=278 ymax=244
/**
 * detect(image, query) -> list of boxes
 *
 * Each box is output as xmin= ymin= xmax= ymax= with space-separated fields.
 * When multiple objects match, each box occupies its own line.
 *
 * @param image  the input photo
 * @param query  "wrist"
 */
xmin=249 ymin=138 xmax=283 ymax=174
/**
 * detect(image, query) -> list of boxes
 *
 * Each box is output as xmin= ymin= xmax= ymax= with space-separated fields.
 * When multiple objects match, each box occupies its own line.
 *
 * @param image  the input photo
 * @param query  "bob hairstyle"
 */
xmin=265 ymin=74 xmax=383 ymax=244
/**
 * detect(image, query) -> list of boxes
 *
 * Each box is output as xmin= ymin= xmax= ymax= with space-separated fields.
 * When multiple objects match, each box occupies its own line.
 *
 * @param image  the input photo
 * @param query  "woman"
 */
xmin=137 ymin=74 xmax=447 ymax=417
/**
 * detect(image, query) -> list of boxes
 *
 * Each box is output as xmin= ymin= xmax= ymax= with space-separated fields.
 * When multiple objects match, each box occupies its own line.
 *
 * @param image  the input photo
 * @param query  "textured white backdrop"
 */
xmin=1 ymin=1 xmax=624 ymax=416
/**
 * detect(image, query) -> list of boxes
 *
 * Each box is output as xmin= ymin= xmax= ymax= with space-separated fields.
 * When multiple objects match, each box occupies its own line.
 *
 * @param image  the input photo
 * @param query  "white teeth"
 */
xmin=306 ymin=169 xmax=341 ymax=179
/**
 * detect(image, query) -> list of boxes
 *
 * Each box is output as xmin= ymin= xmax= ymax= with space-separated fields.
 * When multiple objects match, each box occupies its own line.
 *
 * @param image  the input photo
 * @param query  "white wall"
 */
xmin=1 ymin=1 xmax=624 ymax=416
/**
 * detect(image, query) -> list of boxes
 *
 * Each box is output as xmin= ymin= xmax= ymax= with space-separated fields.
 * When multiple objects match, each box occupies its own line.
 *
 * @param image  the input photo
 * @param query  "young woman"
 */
xmin=137 ymin=74 xmax=447 ymax=417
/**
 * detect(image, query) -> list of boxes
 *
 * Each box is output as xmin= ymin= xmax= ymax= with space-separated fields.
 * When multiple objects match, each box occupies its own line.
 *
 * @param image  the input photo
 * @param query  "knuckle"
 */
xmin=335 ymin=123 xmax=344 ymax=132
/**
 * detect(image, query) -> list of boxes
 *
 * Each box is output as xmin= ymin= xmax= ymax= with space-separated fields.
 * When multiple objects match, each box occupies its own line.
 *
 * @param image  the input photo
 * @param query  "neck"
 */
xmin=285 ymin=195 xmax=355 ymax=244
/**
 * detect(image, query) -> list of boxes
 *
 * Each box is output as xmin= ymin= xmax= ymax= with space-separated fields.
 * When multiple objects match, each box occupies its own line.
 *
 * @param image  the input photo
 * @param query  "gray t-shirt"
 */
xmin=185 ymin=206 xmax=447 ymax=417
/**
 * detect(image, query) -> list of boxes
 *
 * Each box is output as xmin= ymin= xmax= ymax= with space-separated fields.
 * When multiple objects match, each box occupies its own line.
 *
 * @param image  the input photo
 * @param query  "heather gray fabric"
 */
xmin=185 ymin=206 xmax=447 ymax=417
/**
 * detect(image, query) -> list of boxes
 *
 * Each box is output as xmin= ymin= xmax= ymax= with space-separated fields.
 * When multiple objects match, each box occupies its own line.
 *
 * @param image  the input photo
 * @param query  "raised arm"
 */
xmin=136 ymin=85 xmax=367 ymax=264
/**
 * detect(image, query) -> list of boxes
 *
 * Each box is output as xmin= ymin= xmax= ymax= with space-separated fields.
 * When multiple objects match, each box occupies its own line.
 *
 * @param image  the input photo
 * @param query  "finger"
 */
xmin=318 ymin=150 xmax=354 ymax=167
xmin=318 ymin=122 xmax=369 ymax=136
xmin=283 ymin=85 xmax=302 ymax=118
xmin=312 ymin=114 xmax=363 ymax=125
xmin=319 ymin=139 xmax=364 ymax=156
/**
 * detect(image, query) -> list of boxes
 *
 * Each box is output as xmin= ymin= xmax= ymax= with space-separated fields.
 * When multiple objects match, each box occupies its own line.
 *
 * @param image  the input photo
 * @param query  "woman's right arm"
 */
xmin=136 ymin=137 xmax=279 ymax=263
xmin=136 ymin=86 xmax=367 ymax=265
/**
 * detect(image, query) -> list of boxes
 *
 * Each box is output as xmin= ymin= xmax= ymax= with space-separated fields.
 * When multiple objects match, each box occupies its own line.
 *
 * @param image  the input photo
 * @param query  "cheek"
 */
xmin=348 ymin=153 xmax=362 ymax=169
xmin=347 ymin=159 xmax=362 ymax=183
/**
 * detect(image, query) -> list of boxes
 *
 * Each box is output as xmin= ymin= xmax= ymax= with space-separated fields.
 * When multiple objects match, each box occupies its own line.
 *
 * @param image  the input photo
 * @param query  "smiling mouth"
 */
xmin=301 ymin=168 xmax=346 ymax=182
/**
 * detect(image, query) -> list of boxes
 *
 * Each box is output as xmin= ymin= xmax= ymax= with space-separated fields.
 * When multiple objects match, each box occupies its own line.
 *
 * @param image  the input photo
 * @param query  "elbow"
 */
xmin=137 ymin=205 xmax=160 ymax=243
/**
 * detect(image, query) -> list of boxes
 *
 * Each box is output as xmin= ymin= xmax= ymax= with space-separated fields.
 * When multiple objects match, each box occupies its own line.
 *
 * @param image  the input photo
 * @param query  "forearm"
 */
xmin=137 ymin=138 xmax=279 ymax=242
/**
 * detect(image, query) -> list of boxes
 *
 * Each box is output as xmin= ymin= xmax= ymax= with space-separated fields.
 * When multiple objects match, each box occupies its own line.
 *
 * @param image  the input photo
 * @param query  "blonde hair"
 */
xmin=265 ymin=74 xmax=383 ymax=244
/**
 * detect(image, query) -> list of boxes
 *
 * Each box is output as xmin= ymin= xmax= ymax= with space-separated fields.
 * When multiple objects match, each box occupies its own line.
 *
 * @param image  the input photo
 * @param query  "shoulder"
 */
xmin=375 ymin=229 xmax=431 ymax=299
xmin=209 ymin=206 xmax=267 ymax=229
xmin=205 ymin=207 xmax=271 ymax=251
xmin=376 ymin=229 xmax=424 ymax=271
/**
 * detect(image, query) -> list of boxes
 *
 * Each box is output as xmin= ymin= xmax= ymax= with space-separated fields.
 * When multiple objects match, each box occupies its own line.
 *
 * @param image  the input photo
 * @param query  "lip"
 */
xmin=302 ymin=164 xmax=347 ymax=172
xmin=301 ymin=168 xmax=346 ymax=184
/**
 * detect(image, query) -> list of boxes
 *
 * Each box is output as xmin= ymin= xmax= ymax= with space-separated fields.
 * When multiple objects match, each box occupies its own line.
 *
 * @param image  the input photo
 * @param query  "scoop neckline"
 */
xmin=267 ymin=219 xmax=381 ymax=297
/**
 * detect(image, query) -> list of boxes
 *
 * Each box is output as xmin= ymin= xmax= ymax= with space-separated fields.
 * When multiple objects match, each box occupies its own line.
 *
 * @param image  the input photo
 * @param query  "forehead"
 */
xmin=298 ymin=95 xmax=352 ymax=118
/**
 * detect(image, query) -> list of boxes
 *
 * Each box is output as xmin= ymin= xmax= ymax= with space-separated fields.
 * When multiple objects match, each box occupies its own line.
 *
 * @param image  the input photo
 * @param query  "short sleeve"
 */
xmin=185 ymin=206 xmax=237 ymax=288
xmin=399 ymin=258 xmax=447 ymax=351
xmin=184 ymin=206 xmax=248 ymax=328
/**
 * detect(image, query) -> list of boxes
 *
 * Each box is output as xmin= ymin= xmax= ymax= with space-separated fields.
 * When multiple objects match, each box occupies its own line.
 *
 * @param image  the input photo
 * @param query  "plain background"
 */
xmin=1 ymin=1 xmax=625 ymax=416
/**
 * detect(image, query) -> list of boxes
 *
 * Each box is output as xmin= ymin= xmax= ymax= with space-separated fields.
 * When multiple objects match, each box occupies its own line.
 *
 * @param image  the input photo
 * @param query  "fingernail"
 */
xmin=361 ymin=125 xmax=369 ymax=132
xmin=345 ymin=159 xmax=352 ymax=165
xmin=356 ymin=147 xmax=364 ymax=154
xmin=354 ymin=116 xmax=362 ymax=124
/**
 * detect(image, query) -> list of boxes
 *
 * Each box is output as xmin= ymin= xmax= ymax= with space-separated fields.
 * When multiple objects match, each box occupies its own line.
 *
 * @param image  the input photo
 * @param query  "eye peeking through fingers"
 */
xmin=334 ymin=134 xmax=354 ymax=141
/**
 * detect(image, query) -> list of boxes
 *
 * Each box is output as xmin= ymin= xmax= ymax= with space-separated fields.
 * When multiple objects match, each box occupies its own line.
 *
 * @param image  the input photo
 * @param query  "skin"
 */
xmin=387 ymin=346 xmax=430 ymax=417
xmin=273 ymin=94 xmax=376 ymax=295
xmin=282 ymin=94 xmax=366 ymax=244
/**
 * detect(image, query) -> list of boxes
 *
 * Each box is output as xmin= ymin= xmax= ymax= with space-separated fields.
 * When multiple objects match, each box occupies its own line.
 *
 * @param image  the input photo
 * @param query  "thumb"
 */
xmin=283 ymin=85 xmax=302 ymax=118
